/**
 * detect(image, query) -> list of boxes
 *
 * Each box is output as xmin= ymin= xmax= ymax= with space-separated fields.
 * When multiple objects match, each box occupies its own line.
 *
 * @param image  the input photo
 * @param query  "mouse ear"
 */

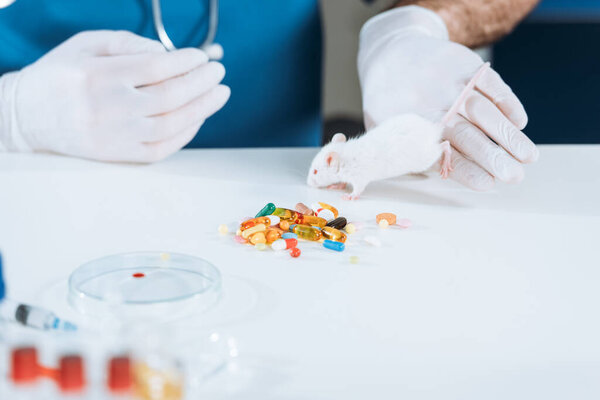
xmin=331 ymin=133 xmax=347 ymax=143
xmin=326 ymin=152 xmax=340 ymax=171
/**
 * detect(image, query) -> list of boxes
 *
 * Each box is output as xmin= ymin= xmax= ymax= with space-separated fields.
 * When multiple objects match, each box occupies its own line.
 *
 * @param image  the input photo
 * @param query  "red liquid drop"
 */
xmin=132 ymin=273 xmax=145 ymax=278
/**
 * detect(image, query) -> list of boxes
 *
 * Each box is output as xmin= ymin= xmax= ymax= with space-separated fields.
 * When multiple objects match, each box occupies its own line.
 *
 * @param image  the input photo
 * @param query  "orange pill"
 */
xmin=290 ymin=247 xmax=301 ymax=258
xmin=265 ymin=229 xmax=281 ymax=244
xmin=249 ymin=232 xmax=267 ymax=245
xmin=279 ymin=220 xmax=290 ymax=231
xmin=376 ymin=213 xmax=397 ymax=225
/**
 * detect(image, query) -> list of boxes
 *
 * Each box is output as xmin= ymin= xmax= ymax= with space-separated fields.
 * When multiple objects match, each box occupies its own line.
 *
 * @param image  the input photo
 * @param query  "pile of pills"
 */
xmin=221 ymin=203 xmax=412 ymax=261
xmin=228 ymin=202 xmax=355 ymax=258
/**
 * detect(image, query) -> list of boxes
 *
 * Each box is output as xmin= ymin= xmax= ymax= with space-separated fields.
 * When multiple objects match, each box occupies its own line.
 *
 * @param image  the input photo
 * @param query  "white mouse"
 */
xmin=307 ymin=63 xmax=491 ymax=200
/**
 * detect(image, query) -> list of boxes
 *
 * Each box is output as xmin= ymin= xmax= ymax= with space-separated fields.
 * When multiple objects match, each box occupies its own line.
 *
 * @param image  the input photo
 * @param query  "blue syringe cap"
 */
xmin=0 ymin=252 xmax=5 ymax=301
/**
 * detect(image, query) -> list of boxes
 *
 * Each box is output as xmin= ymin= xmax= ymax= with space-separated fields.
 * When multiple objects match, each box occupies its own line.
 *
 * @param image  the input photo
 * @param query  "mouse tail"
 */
xmin=441 ymin=62 xmax=491 ymax=126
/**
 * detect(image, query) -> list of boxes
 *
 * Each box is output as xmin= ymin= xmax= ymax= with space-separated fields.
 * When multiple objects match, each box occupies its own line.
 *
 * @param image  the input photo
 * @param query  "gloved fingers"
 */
xmin=115 ymin=48 xmax=209 ymax=87
xmin=447 ymin=147 xmax=495 ymax=191
xmin=476 ymin=67 xmax=528 ymax=130
xmin=138 ymin=122 xmax=202 ymax=163
xmin=137 ymin=62 xmax=225 ymax=116
xmin=60 ymin=30 xmax=166 ymax=56
xmin=445 ymin=115 xmax=525 ymax=183
xmin=463 ymin=91 xmax=539 ymax=163
xmin=140 ymin=84 xmax=230 ymax=142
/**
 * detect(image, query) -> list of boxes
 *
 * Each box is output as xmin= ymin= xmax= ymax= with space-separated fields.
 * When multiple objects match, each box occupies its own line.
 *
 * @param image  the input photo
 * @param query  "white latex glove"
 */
xmin=358 ymin=6 xmax=539 ymax=191
xmin=0 ymin=30 xmax=230 ymax=162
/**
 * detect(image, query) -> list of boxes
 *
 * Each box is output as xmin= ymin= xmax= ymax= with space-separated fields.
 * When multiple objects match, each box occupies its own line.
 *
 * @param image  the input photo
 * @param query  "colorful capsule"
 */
xmin=272 ymin=208 xmax=300 ymax=221
xmin=284 ymin=238 xmax=298 ymax=249
xmin=322 ymin=227 xmax=347 ymax=243
xmin=323 ymin=240 xmax=345 ymax=252
xmin=265 ymin=229 xmax=281 ymax=244
xmin=281 ymin=232 xmax=297 ymax=240
xmin=290 ymin=224 xmax=322 ymax=241
xmin=250 ymin=232 xmax=267 ymax=245
xmin=290 ymin=247 xmax=301 ymax=258
xmin=241 ymin=224 xmax=266 ymax=239
xmin=272 ymin=238 xmax=297 ymax=250
xmin=295 ymin=203 xmax=314 ymax=216
xmin=295 ymin=214 xmax=327 ymax=228
xmin=326 ymin=217 xmax=347 ymax=230
xmin=318 ymin=202 xmax=339 ymax=218
xmin=376 ymin=213 xmax=397 ymax=225
xmin=240 ymin=216 xmax=280 ymax=231
xmin=255 ymin=203 xmax=276 ymax=218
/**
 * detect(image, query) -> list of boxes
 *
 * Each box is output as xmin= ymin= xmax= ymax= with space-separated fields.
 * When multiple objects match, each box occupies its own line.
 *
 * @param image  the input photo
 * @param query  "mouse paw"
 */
xmin=439 ymin=140 xmax=454 ymax=179
xmin=327 ymin=183 xmax=347 ymax=190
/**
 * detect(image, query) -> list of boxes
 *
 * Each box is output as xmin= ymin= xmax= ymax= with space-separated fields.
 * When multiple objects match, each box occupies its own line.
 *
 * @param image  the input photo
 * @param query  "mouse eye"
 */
xmin=313 ymin=169 xmax=318 ymax=175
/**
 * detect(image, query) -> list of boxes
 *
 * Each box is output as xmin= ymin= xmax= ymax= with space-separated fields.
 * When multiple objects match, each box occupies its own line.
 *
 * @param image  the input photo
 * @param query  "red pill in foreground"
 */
xmin=290 ymin=247 xmax=301 ymax=258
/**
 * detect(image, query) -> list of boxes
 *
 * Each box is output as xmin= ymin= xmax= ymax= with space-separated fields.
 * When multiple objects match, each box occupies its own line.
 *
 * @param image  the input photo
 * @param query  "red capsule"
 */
xmin=284 ymin=238 xmax=298 ymax=249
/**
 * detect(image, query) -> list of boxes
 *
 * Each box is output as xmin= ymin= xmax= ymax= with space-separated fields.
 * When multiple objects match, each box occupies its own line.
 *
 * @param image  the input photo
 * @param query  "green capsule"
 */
xmin=255 ymin=203 xmax=276 ymax=218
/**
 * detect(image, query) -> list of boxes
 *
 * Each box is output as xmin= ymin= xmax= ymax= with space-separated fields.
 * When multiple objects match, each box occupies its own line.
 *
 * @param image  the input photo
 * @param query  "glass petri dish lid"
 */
xmin=68 ymin=252 xmax=221 ymax=321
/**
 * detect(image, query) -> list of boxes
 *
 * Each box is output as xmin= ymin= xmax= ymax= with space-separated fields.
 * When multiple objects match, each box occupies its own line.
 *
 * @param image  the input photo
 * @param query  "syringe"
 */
xmin=0 ymin=252 xmax=77 ymax=331
xmin=0 ymin=298 xmax=77 ymax=331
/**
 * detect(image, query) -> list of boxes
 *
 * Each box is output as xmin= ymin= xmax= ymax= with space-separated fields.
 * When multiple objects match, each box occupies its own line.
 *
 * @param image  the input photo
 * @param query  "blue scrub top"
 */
xmin=0 ymin=0 xmax=323 ymax=148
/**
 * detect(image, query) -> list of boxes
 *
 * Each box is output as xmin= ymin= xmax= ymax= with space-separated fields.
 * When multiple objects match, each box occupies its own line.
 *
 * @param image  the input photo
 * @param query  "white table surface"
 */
xmin=1 ymin=145 xmax=600 ymax=399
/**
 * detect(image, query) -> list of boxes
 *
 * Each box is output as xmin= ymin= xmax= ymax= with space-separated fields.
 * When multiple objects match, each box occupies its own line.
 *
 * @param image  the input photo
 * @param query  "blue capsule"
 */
xmin=282 ymin=232 xmax=298 ymax=240
xmin=323 ymin=240 xmax=345 ymax=252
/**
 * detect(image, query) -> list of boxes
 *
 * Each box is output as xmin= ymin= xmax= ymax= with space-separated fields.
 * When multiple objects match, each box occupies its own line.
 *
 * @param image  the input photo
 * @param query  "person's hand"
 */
xmin=0 ymin=30 xmax=229 ymax=162
xmin=358 ymin=6 xmax=538 ymax=190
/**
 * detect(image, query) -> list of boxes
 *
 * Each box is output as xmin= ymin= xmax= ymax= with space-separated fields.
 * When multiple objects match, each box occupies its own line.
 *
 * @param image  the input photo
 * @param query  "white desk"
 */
xmin=1 ymin=146 xmax=599 ymax=399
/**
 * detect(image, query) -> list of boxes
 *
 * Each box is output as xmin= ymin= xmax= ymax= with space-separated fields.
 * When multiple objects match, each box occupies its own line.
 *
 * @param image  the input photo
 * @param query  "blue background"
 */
xmin=493 ymin=0 xmax=600 ymax=144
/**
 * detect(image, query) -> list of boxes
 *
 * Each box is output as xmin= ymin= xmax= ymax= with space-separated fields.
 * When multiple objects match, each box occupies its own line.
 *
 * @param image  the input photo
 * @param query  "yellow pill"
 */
xmin=349 ymin=256 xmax=360 ymax=264
xmin=218 ymin=224 xmax=228 ymax=235
xmin=296 ymin=214 xmax=327 ymax=228
xmin=379 ymin=219 xmax=389 ymax=229
xmin=273 ymin=208 xmax=300 ymax=221
xmin=250 ymin=231 xmax=267 ymax=245
xmin=345 ymin=223 xmax=356 ymax=234
xmin=291 ymin=224 xmax=322 ymax=241
xmin=255 ymin=243 xmax=267 ymax=251
xmin=279 ymin=220 xmax=290 ymax=231
xmin=322 ymin=226 xmax=347 ymax=243
xmin=241 ymin=224 xmax=266 ymax=239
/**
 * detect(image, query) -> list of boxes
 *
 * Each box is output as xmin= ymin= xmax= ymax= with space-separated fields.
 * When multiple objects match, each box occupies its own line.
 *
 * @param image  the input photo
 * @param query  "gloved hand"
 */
xmin=0 ymin=30 xmax=230 ymax=162
xmin=358 ymin=6 xmax=538 ymax=190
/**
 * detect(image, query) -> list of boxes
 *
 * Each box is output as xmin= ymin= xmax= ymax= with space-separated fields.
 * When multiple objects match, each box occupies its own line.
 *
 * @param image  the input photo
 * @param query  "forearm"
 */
xmin=394 ymin=0 xmax=540 ymax=48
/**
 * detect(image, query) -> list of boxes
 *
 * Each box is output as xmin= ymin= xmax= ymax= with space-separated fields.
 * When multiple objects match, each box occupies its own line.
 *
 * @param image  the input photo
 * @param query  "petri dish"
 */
xmin=68 ymin=252 xmax=221 ymax=321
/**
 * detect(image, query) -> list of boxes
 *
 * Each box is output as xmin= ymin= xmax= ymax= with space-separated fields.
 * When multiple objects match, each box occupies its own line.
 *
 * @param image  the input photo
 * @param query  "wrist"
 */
xmin=359 ymin=6 xmax=448 ymax=65
xmin=0 ymin=71 xmax=32 ymax=152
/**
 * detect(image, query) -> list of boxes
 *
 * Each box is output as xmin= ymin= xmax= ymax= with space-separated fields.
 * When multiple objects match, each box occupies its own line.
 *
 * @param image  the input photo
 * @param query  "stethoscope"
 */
xmin=0 ymin=0 xmax=223 ymax=60
xmin=151 ymin=0 xmax=223 ymax=60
